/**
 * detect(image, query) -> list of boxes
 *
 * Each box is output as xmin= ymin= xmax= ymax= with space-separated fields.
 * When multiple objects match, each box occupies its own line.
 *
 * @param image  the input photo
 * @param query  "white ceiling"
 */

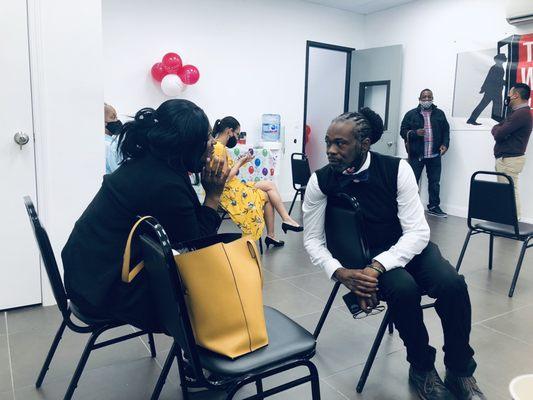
xmin=300 ymin=0 xmax=417 ymax=15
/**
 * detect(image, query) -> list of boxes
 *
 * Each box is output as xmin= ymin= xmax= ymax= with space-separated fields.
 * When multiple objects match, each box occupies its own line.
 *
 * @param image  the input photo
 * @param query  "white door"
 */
xmin=0 ymin=1 xmax=42 ymax=310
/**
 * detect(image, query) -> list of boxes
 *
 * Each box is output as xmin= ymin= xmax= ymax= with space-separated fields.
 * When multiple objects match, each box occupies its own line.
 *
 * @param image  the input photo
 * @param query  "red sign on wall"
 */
xmin=517 ymin=33 xmax=533 ymax=110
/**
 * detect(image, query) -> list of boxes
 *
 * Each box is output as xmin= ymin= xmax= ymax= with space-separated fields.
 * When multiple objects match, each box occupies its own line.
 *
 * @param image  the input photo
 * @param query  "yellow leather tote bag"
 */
xmin=122 ymin=217 xmax=268 ymax=359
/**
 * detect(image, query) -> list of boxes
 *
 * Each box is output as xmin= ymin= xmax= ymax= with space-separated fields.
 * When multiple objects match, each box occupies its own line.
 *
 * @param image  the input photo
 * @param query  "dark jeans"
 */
xmin=379 ymin=242 xmax=476 ymax=376
xmin=409 ymin=156 xmax=441 ymax=208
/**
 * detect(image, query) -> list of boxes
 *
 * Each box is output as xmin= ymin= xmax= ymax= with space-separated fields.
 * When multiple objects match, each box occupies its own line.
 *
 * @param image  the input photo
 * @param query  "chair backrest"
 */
xmin=291 ymin=153 xmax=311 ymax=189
xmin=139 ymin=218 xmax=205 ymax=379
xmin=325 ymin=193 xmax=370 ymax=269
xmin=468 ymin=171 xmax=519 ymax=234
xmin=23 ymin=196 xmax=69 ymax=316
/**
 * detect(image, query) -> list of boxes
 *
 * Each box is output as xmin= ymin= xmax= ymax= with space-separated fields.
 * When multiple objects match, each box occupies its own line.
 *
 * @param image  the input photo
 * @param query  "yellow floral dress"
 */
xmin=214 ymin=142 xmax=267 ymax=240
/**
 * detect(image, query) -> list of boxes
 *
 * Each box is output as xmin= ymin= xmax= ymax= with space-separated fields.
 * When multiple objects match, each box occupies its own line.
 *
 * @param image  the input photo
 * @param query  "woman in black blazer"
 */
xmin=61 ymin=99 xmax=229 ymax=330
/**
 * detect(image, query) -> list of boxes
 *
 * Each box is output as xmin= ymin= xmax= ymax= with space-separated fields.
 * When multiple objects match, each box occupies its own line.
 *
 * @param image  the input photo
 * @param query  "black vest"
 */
xmin=315 ymin=152 xmax=403 ymax=257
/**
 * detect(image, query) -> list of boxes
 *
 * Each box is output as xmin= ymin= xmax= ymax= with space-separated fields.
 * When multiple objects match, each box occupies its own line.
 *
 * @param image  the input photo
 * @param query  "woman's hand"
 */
xmin=238 ymin=152 xmax=254 ymax=166
xmin=202 ymin=157 xmax=229 ymax=210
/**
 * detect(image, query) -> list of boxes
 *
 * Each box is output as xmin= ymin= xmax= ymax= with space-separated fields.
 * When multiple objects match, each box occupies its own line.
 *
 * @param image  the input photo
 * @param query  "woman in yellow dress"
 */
xmin=212 ymin=116 xmax=302 ymax=248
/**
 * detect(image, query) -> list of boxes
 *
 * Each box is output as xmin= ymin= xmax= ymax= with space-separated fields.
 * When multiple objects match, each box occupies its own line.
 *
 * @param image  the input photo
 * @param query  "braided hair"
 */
xmin=332 ymin=107 xmax=384 ymax=144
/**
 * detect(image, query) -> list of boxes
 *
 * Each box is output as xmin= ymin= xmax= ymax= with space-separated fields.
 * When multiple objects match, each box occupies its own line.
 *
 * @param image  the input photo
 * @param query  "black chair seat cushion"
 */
xmin=198 ymin=306 xmax=316 ymax=376
xmin=474 ymin=221 xmax=533 ymax=237
xmin=69 ymin=302 xmax=117 ymax=327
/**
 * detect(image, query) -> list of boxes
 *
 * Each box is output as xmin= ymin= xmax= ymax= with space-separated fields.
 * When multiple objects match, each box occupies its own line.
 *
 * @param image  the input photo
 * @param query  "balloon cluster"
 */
xmin=151 ymin=52 xmax=200 ymax=97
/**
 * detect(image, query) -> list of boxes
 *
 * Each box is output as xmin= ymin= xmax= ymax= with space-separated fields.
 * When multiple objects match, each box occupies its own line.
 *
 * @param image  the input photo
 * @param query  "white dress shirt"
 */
xmin=302 ymin=152 xmax=430 ymax=279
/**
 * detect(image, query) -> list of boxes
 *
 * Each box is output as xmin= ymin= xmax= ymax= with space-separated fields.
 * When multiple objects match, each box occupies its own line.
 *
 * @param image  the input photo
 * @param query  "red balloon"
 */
xmin=162 ymin=52 xmax=182 ymax=69
xmin=151 ymin=62 xmax=167 ymax=82
xmin=248 ymin=166 xmax=254 ymax=174
xmin=179 ymin=65 xmax=200 ymax=85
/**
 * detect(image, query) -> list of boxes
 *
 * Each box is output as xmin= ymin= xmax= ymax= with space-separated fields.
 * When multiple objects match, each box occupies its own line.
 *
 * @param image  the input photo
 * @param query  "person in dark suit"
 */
xmin=467 ymin=53 xmax=507 ymax=125
xmin=62 ymin=99 xmax=229 ymax=331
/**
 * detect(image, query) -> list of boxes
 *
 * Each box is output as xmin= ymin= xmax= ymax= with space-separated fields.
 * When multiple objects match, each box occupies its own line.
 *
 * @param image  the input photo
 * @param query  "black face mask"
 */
xmin=106 ymin=120 xmax=123 ymax=135
xmin=504 ymin=96 xmax=511 ymax=107
xmin=226 ymin=135 xmax=238 ymax=149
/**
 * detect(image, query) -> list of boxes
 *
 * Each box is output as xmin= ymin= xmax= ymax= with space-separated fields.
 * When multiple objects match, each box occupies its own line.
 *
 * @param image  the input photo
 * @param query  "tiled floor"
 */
xmin=2 ymin=205 xmax=533 ymax=399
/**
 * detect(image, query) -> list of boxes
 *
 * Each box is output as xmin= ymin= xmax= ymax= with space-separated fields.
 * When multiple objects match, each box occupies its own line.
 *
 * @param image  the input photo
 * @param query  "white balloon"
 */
xmin=160 ymin=74 xmax=185 ymax=97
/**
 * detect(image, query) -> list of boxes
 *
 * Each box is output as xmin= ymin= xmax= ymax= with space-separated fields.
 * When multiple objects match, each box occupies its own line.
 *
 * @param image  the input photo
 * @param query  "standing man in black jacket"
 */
xmin=400 ymin=89 xmax=450 ymax=218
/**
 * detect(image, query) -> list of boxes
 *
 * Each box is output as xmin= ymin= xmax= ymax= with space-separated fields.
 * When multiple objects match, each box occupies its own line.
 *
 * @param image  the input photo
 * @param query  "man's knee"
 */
xmin=439 ymin=273 xmax=468 ymax=298
xmin=383 ymin=278 xmax=421 ymax=307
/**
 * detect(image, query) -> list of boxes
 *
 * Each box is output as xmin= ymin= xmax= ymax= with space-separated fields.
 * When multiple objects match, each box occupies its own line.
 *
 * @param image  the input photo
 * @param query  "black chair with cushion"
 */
xmin=312 ymin=193 xmax=435 ymax=393
xmin=139 ymin=217 xmax=320 ymax=400
xmin=289 ymin=153 xmax=311 ymax=215
xmin=23 ymin=196 xmax=156 ymax=400
xmin=456 ymin=171 xmax=533 ymax=297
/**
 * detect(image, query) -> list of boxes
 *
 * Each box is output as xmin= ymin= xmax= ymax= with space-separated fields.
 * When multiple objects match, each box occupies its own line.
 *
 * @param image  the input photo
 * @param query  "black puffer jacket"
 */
xmin=400 ymin=104 xmax=450 ymax=159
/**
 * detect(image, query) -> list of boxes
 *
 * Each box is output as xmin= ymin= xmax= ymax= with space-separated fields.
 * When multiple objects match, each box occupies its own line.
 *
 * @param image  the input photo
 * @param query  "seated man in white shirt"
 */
xmin=303 ymin=108 xmax=485 ymax=400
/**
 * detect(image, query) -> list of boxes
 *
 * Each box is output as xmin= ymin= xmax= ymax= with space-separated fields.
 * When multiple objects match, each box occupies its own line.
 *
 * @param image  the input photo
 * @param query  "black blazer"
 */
xmin=400 ymin=105 xmax=450 ymax=159
xmin=61 ymin=152 xmax=221 ymax=329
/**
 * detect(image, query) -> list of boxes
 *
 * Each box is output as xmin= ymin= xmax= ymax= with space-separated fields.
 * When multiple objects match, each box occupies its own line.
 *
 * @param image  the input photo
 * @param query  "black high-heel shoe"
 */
xmin=281 ymin=222 xmax=304 ymax=234
xmin=265 ymin=236 xmax=285 ymax=249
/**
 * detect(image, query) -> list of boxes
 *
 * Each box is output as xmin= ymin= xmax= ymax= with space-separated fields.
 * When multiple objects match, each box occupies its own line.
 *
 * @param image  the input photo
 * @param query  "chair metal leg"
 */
xmin=456 ymin=229 xmax=473 ymax=272
xmin=63 ymin=327 xmax=105 ymax=400
xmin=356 ymin=309 xmax=391 ymax=393
xmin=288 ymin=191 xmax=299 ymax=216
xmin=508 ymin=238 xmax=530 ymax=298
xmin=151 ymin=342 xmax=177 ymax=400
xmin=489 ymin=234 xmax=494 ymax=270
xmin=255 ymin=379 xmax=264 ymax=399
xmin=314 ymin=282 xmax=341 ymax=339
xmin=36 ymin=319 xmax=68 ymax=388
xmin=258 ymin=238 xmax=263 ymax=255
xmin=307 ymin=361 xmax=321 ymax=400
xmin=175 ymin=347 xmax=190 ymax=400
xmin=388 ymin=321 xmax=394 ymax=335
xmin=148 ymin=333 xmax=157 ymax=357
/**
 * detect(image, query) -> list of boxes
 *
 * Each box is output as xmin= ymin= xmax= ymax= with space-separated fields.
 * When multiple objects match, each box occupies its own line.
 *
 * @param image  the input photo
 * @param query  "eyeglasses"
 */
xmin=352 ymin=305 xmax=386 ymax=320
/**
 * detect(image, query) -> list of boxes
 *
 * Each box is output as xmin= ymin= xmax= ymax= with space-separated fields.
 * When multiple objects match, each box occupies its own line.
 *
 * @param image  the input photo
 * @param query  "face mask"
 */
xmin=106 ymin=120 xmax=123 ymax=135
xmin=226 ymin=135 xmax=238 ymax=149
xmin=419 ymin=101 xmax=433 ymax=110
xmin=504 ymin=96 xmax=511 ymax=107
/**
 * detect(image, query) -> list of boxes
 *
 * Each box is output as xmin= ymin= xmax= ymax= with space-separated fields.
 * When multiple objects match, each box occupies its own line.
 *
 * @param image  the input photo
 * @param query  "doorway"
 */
xmin=303 ymin=43 xmax=403 ymax=170
xmin=303 ymin=41 xmax=353 ymax=172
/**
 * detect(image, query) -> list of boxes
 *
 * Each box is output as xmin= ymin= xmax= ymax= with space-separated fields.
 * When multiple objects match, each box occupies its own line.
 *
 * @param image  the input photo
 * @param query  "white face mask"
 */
xmin=420 ymin=100 xmax=433 ymax=110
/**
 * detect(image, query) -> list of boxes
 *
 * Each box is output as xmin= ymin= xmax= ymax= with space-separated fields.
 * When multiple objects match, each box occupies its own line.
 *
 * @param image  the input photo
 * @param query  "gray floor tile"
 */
xmin=0 ymin=390 xmax=13 ymax=400
xmin=6 ymin=306 xmax=62 ymax=335
xmin=480 ymin=304 xmax=533 ymax=345
xmin=0 ymin=336 xmax=12 ymax=394
xmin=9 ymin=326 xmax=153 ymax=389
xmin=285 ymin=272 xmax=350 ymax=308
xmin=0 ymin=314 xmax=5 ymax=336
xmin=294 ymin=309 xmax=404 ymax=377
xmin=262 ymin=280 xmax=326 ymax=318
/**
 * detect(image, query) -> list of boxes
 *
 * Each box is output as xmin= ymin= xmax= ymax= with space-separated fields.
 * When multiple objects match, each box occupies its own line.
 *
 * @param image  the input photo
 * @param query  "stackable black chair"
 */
xmin=288 ymin=153 xmax=311 ymax=215
xmin=313 ymin=194 xmax=435 ymax=393
xmin=23 ymin=196 xmax=156 ymax=400
xmin=139 ymin=218 xmax=320 ymax=400
xmin=456 ymin=171 xmax=533 ymax=297
xmin=217 ymin=208 xmax=263 ymax=254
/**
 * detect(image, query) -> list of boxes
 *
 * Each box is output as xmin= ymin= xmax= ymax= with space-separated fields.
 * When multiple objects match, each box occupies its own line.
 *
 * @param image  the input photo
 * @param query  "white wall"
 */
xmin=28 ymin=0 xmax=104 ymax=305
xmin=364 ymin=0 xmax=533 ymax=221
xmin=102 ymin=0 xmax=366 ymax=200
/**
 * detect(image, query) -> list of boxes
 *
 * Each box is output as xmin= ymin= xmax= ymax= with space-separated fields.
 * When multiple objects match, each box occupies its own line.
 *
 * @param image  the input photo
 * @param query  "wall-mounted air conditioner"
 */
xmin=507 ymin=0 xmax=533 ymax=25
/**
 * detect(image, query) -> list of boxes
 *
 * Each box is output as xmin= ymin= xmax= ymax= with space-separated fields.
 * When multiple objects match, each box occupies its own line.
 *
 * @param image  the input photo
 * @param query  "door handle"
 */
xmin=14 ymin=132 xmax=29 ymax=149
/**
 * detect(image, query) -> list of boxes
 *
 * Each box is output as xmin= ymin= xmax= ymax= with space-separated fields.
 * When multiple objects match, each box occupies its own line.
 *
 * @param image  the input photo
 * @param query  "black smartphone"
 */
xmin=342 ymin=292 xmax=361 ymax=316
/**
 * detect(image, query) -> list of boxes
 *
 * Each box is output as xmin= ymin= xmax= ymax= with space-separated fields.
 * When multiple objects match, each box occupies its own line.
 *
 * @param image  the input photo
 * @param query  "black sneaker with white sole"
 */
xmin=427 ymin=206 xmax=447 ymax=218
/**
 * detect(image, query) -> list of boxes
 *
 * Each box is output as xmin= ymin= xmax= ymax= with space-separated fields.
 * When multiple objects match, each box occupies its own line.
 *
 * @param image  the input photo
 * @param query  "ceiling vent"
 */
xmin=507 ymin=0 xmax=533 ymax=25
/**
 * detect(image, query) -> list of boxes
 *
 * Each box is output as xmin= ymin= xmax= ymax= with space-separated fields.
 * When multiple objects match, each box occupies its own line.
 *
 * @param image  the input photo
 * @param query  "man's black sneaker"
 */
xmin=445 ymin=370 xmax=487 ymax=400
xmin=409 ymin=367 xmax=456 ymax=399
xmin=427 ymin=206 xmax=448 ymax=218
